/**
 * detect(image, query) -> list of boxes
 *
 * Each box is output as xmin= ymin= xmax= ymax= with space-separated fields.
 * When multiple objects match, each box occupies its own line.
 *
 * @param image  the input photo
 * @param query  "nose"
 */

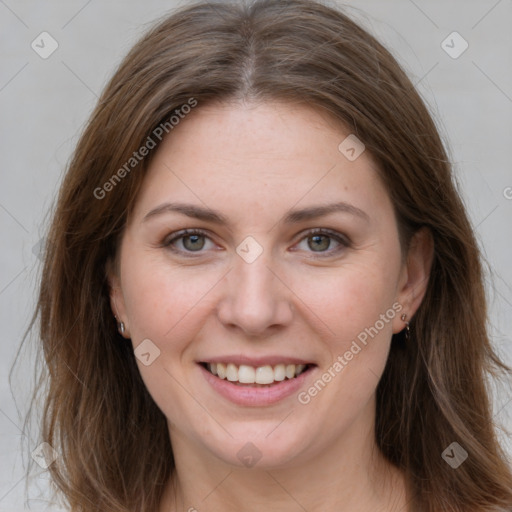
xmin=216 ymin=250 xmax=294 ymax=336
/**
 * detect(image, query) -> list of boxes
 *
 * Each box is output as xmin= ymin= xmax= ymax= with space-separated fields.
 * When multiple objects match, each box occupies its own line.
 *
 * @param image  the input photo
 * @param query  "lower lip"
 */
xmin=199 ymin=364 xmax=314 ymax=406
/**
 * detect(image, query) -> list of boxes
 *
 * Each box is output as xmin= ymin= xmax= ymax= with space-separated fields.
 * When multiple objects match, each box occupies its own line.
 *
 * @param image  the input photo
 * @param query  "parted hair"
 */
xmin=20 ymin=0 xmax=512 ymax=510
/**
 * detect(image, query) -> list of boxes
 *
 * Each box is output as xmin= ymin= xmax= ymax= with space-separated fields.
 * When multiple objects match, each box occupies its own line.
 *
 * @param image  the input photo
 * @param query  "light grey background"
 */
xmin=1 ymin=0 xmax=511 ymax=509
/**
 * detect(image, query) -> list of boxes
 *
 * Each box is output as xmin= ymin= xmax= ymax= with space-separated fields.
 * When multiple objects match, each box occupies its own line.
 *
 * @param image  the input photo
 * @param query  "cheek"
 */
xmin=294 ymin=263 xmax=401 ymax=427
xmin=118 ymin=251 xmax=220 ymax=421
xmin=301 ymin=262 xmax=400 ymax=349
xmin=120 ymin=248 xmax=223 ymax=345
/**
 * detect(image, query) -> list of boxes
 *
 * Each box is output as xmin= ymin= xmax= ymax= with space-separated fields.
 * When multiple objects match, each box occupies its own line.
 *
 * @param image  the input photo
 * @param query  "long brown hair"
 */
xmin=19 ymin=0 xmax=512 ymax=510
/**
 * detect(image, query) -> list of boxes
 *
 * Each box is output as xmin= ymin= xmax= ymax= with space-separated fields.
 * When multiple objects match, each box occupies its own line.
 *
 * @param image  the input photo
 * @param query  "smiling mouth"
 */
xmin=200 ymin=362 xmax=314 ymax=387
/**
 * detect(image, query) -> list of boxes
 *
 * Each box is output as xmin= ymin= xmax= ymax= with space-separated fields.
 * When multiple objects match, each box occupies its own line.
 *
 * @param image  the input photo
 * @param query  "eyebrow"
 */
xmin=142 ymin=201 xmax=370 ymax=225
xmin=283 ymin=202 xmax=369 ymax=224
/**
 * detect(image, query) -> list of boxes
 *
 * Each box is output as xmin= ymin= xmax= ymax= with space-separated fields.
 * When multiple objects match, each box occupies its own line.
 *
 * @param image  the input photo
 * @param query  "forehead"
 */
xmin=130 ymin=100 xmax=392 ymax=226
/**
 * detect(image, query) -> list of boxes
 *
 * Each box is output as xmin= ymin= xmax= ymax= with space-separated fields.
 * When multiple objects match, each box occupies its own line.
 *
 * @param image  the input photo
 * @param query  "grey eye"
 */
xmin=307 ymin=234 xmax=332 ymax=252
xmin=181 ymin=234 xmax=206 ymax=251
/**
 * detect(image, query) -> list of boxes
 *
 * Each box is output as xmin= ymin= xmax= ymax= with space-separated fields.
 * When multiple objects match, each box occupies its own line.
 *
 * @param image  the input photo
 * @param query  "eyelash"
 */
xmin=162 ymin=228 xmax=350 ymax=258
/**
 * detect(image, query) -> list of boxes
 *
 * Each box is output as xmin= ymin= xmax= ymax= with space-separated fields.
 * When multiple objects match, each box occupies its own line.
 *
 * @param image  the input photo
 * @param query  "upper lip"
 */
xmin=199 ymin=355 xmax=315 ymax=367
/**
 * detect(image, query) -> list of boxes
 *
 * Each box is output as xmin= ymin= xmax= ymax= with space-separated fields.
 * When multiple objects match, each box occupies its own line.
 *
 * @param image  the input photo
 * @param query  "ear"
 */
xmin=392 ymin=227 xmax=434 ymax=334
xmin=106 ymin=257 xmax=130 ymax=338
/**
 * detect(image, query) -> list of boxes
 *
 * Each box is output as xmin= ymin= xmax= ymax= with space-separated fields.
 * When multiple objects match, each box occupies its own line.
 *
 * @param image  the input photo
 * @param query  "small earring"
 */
xmin=114 ymin=316 xmax=126 ymax=336
xmin=401 ymin=313 xmax=410 ymax=341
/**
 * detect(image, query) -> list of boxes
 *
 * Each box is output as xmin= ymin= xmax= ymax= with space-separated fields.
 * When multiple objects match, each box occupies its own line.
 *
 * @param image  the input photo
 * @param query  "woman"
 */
xmin=29 ymin=0 xmax=512 ymax=510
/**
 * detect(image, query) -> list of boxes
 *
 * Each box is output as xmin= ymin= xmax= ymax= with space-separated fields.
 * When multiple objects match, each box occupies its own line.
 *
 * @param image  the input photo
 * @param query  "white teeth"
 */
xmin=217 ymin=363 xmax=227 ymax=380
xmin=226 ymin=363 xmax=238 ymax=382
xmin=285 ymin=364 xmax=295 ymax=379
xmin=255 ymin=365 xmax=274 ymax=384
xmin=238 ymin=365 xmax=256 ymax=383
xmin=205 ymin=362 xmax=308 ymax=384
xmin=274 ymin=364 xmax=286 ymax=381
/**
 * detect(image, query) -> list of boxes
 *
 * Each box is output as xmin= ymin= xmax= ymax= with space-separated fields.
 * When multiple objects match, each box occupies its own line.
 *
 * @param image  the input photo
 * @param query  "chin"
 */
xmin=201 ymin=426 xmax=310 ymax=470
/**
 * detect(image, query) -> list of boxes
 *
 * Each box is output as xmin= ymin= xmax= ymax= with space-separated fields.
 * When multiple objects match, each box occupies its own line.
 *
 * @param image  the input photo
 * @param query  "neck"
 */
xmin=159 ymin=401 xmax=408 ymax=512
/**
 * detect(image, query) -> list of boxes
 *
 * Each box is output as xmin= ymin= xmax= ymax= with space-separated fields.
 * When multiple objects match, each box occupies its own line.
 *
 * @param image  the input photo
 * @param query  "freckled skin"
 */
xmin=109 ymin=101 xmax=432 ymax=512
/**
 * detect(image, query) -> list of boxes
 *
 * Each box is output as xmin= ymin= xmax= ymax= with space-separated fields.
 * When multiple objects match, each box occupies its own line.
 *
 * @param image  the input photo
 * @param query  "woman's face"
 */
xmin=110 ymin=101 xmax=429 ymax=469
